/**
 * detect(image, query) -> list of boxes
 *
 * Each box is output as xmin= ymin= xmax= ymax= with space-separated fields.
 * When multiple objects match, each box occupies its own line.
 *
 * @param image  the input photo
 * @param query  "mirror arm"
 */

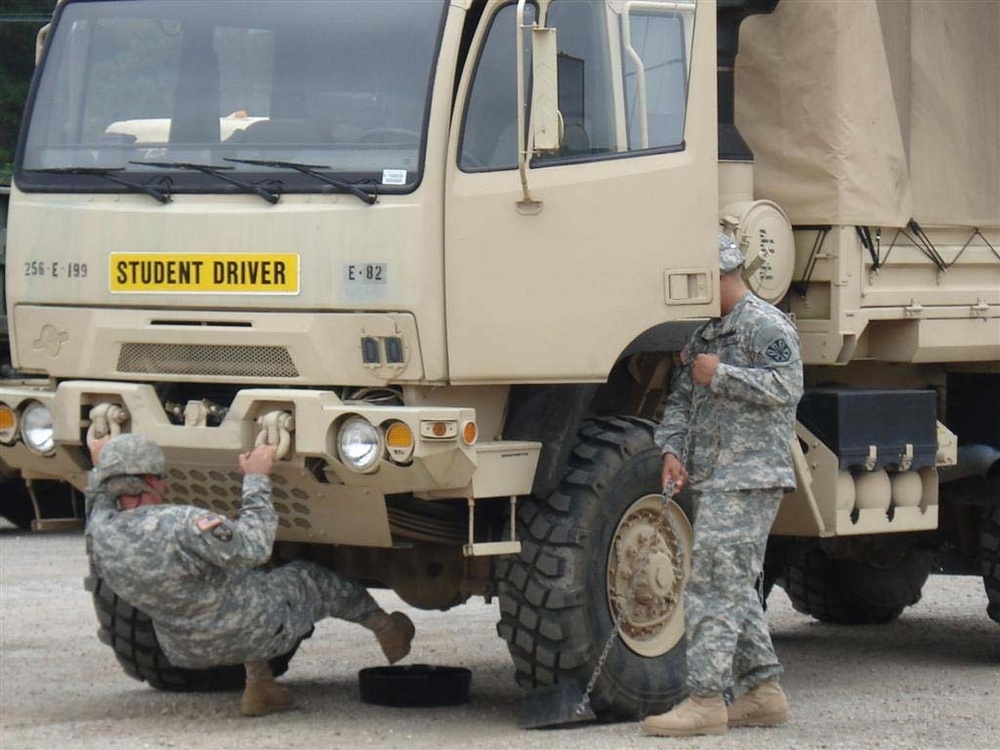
xmin=515 ymin=0 xmax=538 ymax=208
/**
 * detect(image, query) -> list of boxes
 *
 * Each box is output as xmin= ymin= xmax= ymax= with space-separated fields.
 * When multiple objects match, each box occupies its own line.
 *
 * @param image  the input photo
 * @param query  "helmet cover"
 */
xmin=94 ymin=433 xmax=166 ymax=485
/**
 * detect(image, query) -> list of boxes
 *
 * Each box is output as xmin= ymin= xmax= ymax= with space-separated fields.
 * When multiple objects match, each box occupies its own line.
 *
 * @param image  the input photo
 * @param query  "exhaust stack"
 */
xmin=716 ymin=0 xmax=779 ymax=162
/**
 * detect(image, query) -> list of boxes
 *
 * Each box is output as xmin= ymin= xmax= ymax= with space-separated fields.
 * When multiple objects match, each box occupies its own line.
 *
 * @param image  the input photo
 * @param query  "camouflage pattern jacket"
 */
xmin=86 ymin=474 xmax=286 ymax=668
xmin=656 ymin=291 xmax=803 ymax=492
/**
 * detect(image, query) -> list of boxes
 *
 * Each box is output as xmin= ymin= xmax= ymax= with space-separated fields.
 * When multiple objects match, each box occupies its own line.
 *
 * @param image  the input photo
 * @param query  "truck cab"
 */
xmin=2 ymin=0 xmax=998 ymax=722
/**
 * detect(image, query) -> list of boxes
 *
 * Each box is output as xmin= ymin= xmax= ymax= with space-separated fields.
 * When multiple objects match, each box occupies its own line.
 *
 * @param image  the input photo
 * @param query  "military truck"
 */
xmin=2 ymin=186 xmax=73 ymax=531
xmin=1 ymin=0 xmax=997 ymax=721
xmin=0 ymin=7 xmax=79 ymax=530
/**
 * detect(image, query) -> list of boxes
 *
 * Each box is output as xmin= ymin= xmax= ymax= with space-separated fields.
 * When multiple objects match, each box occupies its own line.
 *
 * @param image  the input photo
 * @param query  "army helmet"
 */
xmin=95 ymin=433 xmax=166 ymax=484
xmin=718 ymin=232 xmax=745 ymax=273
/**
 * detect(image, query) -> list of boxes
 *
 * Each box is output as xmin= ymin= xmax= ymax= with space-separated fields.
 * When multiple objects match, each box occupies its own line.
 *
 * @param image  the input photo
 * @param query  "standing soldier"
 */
xmin=86 ymin=433 xmax=415 ymax=717
xmin=642 ymin=234 xmax=803 ymax=736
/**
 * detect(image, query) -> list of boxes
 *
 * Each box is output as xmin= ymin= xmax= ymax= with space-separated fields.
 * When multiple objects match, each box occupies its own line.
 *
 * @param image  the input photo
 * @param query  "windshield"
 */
xmin=17 ymin=0 xmax=446 ymax=196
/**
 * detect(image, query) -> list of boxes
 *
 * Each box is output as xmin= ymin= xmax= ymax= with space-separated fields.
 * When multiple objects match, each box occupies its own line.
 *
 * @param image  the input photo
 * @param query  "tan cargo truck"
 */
xmin=0 ymin=11 xmax=79 ymax=531
xmin=1 ymin=0 xmax=997 ymax=721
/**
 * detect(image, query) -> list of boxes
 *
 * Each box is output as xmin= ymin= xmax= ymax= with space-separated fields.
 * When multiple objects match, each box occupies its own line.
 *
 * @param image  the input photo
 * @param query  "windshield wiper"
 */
xmin=224 ymin=158 xmax=378 ymax=206
xmin=30 ymin=167 xmax=172 ymax=204
xmin=129 ymin=161 xmax=281 ymax=205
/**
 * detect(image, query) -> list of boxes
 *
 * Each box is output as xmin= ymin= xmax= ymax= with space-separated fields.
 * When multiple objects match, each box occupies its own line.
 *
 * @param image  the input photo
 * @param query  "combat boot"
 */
xmin=240 ymin=660 xmax=294 ymax=717
xmin=641 ymin=693 xmax=728 ymax=736
xmin=362 ymin=610 xmax=416 ymax=664
xmin=727 ymin=680 xmax=789 ymax=727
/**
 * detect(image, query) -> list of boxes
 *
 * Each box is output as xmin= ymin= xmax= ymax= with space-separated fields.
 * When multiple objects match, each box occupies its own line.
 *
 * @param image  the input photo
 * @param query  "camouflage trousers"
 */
xmin=155 ymin=560 xmax=381 ymax=667
xmin=684 ymin=488 xmax=784 ymax=695
xmin=265 ymin=560 xmax=382 ymax=656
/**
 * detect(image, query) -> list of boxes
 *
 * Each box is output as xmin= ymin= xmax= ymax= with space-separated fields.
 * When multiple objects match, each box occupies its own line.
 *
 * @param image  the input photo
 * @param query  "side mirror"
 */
xmin=36 ymin=23 xmax=51 ymax=65
xmin=515 ymin=0 xmax=559 ymax=209
xmin=530 ymin=26 xmax=561 ymax=153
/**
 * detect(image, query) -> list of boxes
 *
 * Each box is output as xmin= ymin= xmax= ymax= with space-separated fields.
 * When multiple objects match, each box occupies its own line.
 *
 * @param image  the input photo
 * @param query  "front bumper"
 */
xmin=0 ymin=381 xmax=540 ymax=546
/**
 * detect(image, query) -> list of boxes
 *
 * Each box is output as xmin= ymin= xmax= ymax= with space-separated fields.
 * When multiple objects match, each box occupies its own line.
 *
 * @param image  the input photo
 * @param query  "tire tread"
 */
xmin=90 ymin=568 xmax=302 ymax=692
xmin=979 ymin=506 xmax=1000 ymax=623
xmin=495 ymin=417 xmax=687 ymax=720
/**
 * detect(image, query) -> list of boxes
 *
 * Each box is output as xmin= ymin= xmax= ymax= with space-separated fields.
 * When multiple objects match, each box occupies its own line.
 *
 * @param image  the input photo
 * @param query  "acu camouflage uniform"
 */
xmin=655 ymin=282 xmax=803 ymax=697
xmin=86 ymin=434 xmax=380 ymax=669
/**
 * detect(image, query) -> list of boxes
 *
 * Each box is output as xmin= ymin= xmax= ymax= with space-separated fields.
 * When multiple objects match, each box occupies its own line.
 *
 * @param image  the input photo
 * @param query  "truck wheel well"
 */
xmin=502 ymin=322 xmax=693 ymax=499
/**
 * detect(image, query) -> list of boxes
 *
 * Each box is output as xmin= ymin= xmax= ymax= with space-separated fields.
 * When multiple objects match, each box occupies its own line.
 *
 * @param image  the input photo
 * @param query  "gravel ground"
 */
xmin=2 ymin=525 xmax=998 ymax=750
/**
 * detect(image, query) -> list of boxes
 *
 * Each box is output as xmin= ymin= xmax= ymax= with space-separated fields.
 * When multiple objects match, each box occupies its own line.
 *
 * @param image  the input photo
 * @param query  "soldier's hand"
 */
xmin=87 ymin=434 xmax=112 ymax=467
xmin=691 ymin=353 xmax=720 ymax=386
xmin=239 ymin=444 xmax=277 ymax=476
xmin=662 ymin=453 xmax=688 ymax=495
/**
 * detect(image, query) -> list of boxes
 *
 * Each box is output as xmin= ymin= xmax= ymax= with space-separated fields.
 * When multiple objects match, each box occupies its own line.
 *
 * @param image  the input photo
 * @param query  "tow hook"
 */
xmin=255 ymin=410 xmax=295 ymax=458
xmin=87 ymin=403 xmax=129 ymax=442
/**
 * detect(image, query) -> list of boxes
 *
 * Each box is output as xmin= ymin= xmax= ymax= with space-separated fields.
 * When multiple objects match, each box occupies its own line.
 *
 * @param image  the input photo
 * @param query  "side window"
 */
xmin=459 ymin=4 xmax=535 ymax=171
xmin=621 ymin=9 xmax=692 ymax=151
xmin=459 ymin=0 xmax=691 ymax=171
xmin=461 ymin=1 xmax=619 ymax=170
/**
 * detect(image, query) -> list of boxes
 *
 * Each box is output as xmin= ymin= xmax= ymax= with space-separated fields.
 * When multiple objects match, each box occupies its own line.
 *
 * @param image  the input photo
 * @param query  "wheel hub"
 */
xmin=606 ymin=494 xmax=693 ymax=657
xmin=649 ymin=552 xmax=676 ymax=597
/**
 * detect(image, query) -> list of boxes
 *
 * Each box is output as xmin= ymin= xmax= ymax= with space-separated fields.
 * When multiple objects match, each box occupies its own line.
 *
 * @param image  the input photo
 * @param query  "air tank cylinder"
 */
xmin=853 ymin=469 xmax=892 ymax=512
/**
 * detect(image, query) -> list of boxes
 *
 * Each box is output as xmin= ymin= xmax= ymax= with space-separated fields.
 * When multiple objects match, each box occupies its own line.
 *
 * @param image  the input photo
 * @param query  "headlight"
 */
xmin=21 ymin=401 xmax=55 ymax=454
xmin=337 ymin=416 xmax=382 ymax=472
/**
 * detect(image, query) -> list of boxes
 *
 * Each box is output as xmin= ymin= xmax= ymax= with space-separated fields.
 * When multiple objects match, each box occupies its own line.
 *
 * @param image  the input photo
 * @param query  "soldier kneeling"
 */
xmin=86 ymin=433 xmax=415 ymax=717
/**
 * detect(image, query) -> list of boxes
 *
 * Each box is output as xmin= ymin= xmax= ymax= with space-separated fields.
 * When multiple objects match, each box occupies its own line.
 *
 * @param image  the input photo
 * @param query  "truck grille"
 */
xmin=117 ymin=343 xmax=299 ymax=378
xmin=164 ymin=468 xmax=313 ymax=531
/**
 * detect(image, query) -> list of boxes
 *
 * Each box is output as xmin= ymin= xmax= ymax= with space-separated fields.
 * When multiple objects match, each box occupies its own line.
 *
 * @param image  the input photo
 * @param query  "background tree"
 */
xmin=1 ymin=1 xmax=52 ymax=184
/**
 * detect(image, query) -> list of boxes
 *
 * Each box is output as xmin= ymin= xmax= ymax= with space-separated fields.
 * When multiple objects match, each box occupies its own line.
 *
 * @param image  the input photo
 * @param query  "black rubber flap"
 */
xmin=519 ymin=681 xmax=598 ymax=729
xmin=358 ymin=664 xmax=471 ymax=707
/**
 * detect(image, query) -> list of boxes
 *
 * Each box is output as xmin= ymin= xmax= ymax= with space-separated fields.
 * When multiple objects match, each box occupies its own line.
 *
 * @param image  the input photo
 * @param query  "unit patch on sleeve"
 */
xmin=765 ymin=338 xmax=792 ymax=363
xmin=195 ymin=513 xmax=233 ymax=542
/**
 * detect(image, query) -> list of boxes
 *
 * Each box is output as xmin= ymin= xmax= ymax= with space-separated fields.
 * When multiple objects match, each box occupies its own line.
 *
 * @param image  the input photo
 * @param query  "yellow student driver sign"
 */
xmin=109 ymin=253 xmax=300 ymax=294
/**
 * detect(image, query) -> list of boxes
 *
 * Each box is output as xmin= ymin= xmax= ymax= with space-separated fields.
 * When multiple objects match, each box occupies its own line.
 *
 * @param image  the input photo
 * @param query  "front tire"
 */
xmin=496 ymin=417 xmax=693 ymax=721
xmin=90 ymin=571 xmax=303 ymax=691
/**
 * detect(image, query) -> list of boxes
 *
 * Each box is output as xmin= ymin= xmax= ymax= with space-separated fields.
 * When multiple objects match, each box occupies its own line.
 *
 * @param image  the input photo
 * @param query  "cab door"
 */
xmin=445 ymin=0 xmax=719 ymax=383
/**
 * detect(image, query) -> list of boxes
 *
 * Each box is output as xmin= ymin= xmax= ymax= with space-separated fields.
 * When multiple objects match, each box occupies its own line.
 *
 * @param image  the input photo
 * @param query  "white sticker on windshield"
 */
xmin=382 ymin=169 xmax=407 ymax=185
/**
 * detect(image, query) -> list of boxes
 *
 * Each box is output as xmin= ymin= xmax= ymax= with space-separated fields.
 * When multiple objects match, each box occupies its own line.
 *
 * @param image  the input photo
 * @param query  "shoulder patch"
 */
xmin=195 ymin=513 xmax=233 ymax=542
xmin=765 ymin=338 xmax=792 ymax=363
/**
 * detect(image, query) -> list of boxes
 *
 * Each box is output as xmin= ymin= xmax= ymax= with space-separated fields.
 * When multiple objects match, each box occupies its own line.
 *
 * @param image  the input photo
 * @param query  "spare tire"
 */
xmin=89 ymin=570 xmax=305 ymax=691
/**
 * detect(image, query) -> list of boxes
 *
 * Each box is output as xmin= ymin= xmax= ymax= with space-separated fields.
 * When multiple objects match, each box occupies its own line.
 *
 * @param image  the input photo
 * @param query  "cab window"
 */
xmin=458 ymin=0 xmax=693 ymax=171
xmin=621 ymin=8 xmax=693 ymax=151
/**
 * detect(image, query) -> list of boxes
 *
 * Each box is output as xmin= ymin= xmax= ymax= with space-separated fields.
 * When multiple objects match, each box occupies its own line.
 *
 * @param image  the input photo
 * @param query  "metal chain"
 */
xmin=573 ymin=402 xmax=700 ymax=716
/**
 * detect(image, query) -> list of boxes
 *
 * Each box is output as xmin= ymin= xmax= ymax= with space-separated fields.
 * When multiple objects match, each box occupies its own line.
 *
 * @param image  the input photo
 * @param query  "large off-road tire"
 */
xmin=496 ymin=417 xmax=694 ymax=721
xmin=979 ymin=506 xmax=1000 ymax=624
xmin=782 ymin=542 xmax=932 ymax=625
xmin=90 ymin=572 xmax=303 ymax=691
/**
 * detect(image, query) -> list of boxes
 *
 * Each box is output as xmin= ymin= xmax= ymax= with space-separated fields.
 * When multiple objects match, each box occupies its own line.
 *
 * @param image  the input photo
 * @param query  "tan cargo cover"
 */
xmin=736 ymin=0 xmax=1000 ymax=228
